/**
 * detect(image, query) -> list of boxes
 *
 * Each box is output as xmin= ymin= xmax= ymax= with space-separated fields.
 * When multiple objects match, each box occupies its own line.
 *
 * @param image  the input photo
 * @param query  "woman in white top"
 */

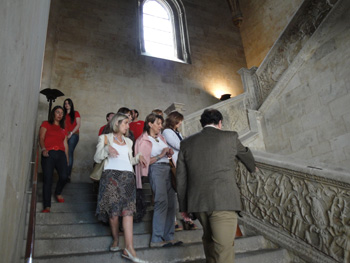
xmin=94 ymin=113 xmax=147 ymax=263
xmin=162 ymin=111 xmax=198 ymax=231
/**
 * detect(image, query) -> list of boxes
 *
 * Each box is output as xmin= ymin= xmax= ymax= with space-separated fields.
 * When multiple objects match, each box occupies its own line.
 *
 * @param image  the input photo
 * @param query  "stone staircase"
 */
xmin=26 ymin=182 xmax=292 ymax=263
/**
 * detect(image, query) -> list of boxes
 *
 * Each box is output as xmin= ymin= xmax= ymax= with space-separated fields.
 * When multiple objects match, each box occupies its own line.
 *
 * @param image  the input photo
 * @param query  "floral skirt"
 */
xmin=96 ymin=169 xmax=136 ymax=223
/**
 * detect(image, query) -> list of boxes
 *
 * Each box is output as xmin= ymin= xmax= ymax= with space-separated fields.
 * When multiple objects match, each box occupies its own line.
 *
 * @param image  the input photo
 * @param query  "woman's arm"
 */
xmin=64 ymin=136 xmax=69 ymax=165
xmin=149 ymin=147 xmax=171 ymax=165
xmin=162 ymin=129 xmax=181 ymax=151
xmin=39 ymin=127 xmax=49 ymax=157
xmin=68 ymin=117 xmax=81 ymax=138
xmin=93 ymin=135 xmax=109 ymax=163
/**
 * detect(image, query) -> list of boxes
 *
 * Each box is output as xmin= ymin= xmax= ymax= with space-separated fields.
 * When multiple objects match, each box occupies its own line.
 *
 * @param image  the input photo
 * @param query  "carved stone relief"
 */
xmin=236 ymin=162 xmax=350 ymax=263
xmin=255 ymin=0 xmax=336 ymax=108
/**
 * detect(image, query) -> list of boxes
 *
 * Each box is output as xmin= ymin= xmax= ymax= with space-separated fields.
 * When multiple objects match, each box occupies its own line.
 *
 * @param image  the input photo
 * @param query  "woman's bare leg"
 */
xmin=123 ymin=215 xmax=136 ymax=256
xmin=109 ymin=216 xmax=119 ymax=247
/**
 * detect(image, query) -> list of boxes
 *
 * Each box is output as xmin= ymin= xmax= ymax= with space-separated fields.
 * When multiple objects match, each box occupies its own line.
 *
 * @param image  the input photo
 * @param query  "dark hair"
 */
xmin=106 ymin=112 xmax=114 ymax=121
xmin=144 ymin=113 xmax=164 ymax=134
xmin=117 ymin=107 xmax=131 ymax=115
xmin=63 ymin=98 xmax=75 ymax=124
xmin=199 ymin=109 xmax=223 ymax=127
xmin=152 ymin=108 xmax=163 ymax=116
xmin=132 ymin=109 xmax=139 ymax=118
xmin=48 ymin=106 xmax=65 ymax=129
xmin=164 ymin=111 xmax=184 ymax=131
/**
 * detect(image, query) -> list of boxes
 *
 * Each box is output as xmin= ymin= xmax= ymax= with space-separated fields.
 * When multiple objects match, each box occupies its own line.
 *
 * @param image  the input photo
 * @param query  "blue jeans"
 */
xmin=148 ymin=163 xmax=176 ymax=242
xmin=41 ymin=150 xmax=68 ymax=208
xmin=67 ymin=134 xmax=79 ymax=178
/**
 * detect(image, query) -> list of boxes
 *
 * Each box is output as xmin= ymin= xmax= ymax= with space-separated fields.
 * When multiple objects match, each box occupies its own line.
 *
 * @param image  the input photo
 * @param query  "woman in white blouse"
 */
xmin=94 ymin=113 xmax=147 ymax=263
xmin=162 ymin=111 xmax=198 ymax=231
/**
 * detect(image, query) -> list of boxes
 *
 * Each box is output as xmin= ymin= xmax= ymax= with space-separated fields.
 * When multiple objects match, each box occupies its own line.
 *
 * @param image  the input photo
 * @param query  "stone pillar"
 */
xmin=164 ymin=102 xmax=186 ymax=115
xmin=238 ymin=67 xmax=260 ymax=110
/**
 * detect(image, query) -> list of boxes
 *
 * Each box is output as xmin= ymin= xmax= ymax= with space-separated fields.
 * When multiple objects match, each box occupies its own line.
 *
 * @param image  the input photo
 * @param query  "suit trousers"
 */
xmin=148 ymin=163 xmax=176 ymax=242
xmin=195 ymin=211 xmax=238 ymax=263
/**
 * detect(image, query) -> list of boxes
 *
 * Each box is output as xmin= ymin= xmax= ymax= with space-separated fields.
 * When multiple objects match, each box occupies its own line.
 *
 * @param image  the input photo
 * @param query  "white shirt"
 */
xmin=104 ymin=142 xmax=133 ymax=172
xmin=162 ymin=128 xmax=183 ymax=165
xmin=148 ymin=136 xmax=169 ymax=163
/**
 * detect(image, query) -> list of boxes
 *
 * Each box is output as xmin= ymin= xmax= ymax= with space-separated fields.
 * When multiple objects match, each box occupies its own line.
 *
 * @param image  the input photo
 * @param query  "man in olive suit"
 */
xmin=176 ymin=109 xmax=256 ymax=263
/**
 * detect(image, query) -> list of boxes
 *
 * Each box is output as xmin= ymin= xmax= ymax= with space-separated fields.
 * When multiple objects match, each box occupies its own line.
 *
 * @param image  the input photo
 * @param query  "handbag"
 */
xmin=169 ymin=158 xmax=177 ymax=192
xmin=89 ymin=135 xmax=108 ymax=181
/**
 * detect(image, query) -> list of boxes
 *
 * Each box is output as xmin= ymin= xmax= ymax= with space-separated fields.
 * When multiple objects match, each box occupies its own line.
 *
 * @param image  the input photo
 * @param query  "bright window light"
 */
xmin=143 ymin=0 xmax=176 ymax=59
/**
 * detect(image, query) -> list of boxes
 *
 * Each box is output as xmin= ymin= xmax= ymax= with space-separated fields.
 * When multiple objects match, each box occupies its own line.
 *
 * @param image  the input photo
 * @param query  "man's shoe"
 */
xmin=149 ymin=241 xmax=172 ymax=248
xmin=168 ymin=239 xmax=183 ymax=246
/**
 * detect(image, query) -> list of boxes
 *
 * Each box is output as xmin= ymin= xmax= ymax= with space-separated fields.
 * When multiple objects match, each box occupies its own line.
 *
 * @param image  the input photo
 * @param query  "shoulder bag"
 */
xmin=90 ymin=135 xmax=108 ymax=181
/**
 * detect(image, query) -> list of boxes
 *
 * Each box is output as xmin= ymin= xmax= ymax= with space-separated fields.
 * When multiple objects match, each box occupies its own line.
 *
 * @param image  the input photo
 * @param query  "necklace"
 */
xmin=150 ymin=135 xmax=159 ymax=142
xmin=114 ymin=135 xmax=124 ymax=144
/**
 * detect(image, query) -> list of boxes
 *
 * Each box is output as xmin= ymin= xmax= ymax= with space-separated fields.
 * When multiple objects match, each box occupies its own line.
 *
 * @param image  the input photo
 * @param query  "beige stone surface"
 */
xmin=261 ymin=0 xmax=350 ymax=170
xmin=240 ymin=0 xmax=303 ymax=68
xmin=0 ymin=1 xmax=50 ymax=262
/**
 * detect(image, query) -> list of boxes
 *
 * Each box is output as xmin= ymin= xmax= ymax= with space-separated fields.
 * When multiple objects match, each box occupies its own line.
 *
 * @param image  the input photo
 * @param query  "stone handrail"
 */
xmin=182 ymin=94 xmax=250 ymax=137
xmin=237 ymin=150 xmax=350 ymax=263
xmin=252 ymin=0 xmax=337 ymax=109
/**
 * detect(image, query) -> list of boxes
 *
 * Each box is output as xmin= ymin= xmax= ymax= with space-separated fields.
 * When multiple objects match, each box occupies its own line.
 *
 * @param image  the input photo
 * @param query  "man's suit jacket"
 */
xmin=176 ymin=126 xmax=256 ymax=213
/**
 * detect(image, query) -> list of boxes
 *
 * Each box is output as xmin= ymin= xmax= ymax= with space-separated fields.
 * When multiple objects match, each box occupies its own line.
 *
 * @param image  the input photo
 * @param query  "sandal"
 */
xmin=184 ymin=221 xmax=198 ymax=230
xmin=175 ymin=222 xmax=183 ymax=231
xmin=122 ymin=248 xmax=148 ymax=263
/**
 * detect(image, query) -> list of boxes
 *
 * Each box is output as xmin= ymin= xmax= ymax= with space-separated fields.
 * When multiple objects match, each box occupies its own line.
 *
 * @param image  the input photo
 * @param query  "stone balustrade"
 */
xmin=237 ymin=150 xmax=350 ymax=263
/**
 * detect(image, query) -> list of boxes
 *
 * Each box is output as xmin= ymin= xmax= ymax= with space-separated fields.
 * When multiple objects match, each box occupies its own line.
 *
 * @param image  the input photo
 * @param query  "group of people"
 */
xmin=94 ymin=108 xmax=197 ymax=262
xmin=39 ymin=100 xmax=257 ymax=263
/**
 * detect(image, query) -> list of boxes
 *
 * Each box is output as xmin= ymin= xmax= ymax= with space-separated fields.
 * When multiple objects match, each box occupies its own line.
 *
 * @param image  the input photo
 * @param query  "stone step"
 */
xmin=33 ymin=210 xmax=154 ymax=225
xmin=35 ymin=200 xmax=153 ymax=213
xmin=35 ymin=202 xmax=97 ymax=213
xmin=34 ymin=217 xmax=202 ymax=239
xmin=36 ymin=194 xmax=97 ymax=203
xmin=235 ymin=248 xmax=290 ymax=263
xmin=35 ymin=222 xmax=151 ymax=239
xmin=33 ymin=244 xmax=289 ymax=263
xmin=184 ymin=248 xmax=290 ymax=263
xmin=32 ymin=229 xmax=204 ymax=257
xmin=35 ymin=182 xmax=152 ymax=195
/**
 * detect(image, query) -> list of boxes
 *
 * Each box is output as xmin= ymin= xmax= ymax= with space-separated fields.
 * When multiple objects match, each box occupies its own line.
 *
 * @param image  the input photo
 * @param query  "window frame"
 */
xmin=138 ymin=0 xmax=191 ymax=64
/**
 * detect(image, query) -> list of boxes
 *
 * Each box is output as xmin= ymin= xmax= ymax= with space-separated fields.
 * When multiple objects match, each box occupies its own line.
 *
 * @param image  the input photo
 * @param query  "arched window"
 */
xmin=139 ymin=0 xmax=191 ymax=64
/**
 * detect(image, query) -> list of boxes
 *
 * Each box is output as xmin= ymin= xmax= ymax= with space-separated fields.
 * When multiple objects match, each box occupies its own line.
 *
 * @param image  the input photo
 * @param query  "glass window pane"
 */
xmin=142 ymin=0 xmax=175 ymax=59
xmin=144 ymin=1 xmax=168 ymax=19
xmin=144 ymin=28 xmax=173 ymax=45
xmin=143 ymin=14 xmax=171 ymax=32
xmin=145 ymin=41 xmax=174 ymax=57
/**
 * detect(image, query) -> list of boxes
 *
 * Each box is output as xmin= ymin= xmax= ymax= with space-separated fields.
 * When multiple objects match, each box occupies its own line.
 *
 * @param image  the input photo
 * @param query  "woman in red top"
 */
xmin=39 ymin=106 xmax=69 ymax=213
xmin=63 ymin=98 xmax=81 ymax=182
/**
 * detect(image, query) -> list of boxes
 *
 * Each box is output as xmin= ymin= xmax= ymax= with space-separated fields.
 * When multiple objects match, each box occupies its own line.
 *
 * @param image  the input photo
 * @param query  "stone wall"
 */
xmin=0 ymin=1 xmax=50 ymax=262
xmin=39 ymin=0 xmax=247 ymax=182
xmin=261 ymin=0 xmax=350 ymax=170
xmin=240 ymin=0 xmax=303 ymax=68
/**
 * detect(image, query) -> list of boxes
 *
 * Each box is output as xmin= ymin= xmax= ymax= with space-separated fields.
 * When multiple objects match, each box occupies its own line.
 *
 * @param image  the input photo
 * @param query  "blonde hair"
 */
xmin=109 ymin=113 xmax=129 ymax=136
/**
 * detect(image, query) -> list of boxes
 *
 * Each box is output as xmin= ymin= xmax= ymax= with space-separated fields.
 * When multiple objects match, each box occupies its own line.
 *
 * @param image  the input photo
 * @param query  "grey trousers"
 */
xmin=148 ymin=163 xmax=176 ymax=242
xmin=195 ymin=211 xmax=238 ymax=263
